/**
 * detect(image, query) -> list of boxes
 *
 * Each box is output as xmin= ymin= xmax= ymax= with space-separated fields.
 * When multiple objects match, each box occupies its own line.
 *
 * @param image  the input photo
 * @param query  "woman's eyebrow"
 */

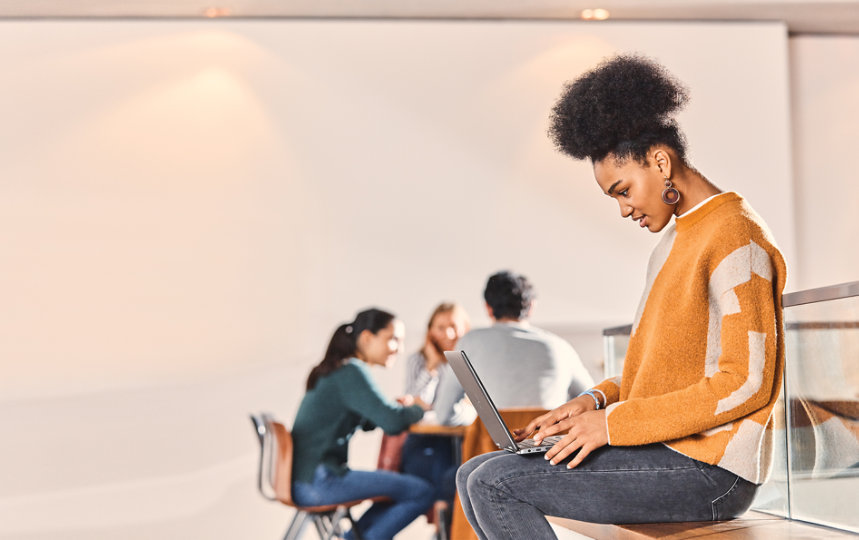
xmin=607 ymin=180 xmax=622 ymax=195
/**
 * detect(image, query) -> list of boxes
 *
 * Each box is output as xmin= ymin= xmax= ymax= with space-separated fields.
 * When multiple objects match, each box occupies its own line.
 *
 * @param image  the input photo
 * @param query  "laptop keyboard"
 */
xmin=519 ymin=435 xmax=563 ymax=448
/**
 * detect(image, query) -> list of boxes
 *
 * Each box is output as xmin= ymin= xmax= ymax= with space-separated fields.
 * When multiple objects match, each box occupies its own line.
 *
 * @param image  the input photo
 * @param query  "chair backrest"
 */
xmin=376 ymin=432 xmax=409 ymax=472
xmin=249 ymin=413 xmax=296 ymax=506
xmin=451 ymin=407 xmax=549 ymax=540
xmin=268 ymin=419 xmax=296 ymax=505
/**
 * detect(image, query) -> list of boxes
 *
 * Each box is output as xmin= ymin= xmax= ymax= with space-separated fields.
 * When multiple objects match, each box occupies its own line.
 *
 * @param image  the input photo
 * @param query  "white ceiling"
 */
xmin=0 ymin=0 xmax=858 ymax=34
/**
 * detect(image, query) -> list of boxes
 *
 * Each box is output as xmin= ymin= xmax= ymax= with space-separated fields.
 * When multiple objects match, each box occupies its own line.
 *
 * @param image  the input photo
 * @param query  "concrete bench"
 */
xmin=547 ymin=510 xmax=857 ymax=539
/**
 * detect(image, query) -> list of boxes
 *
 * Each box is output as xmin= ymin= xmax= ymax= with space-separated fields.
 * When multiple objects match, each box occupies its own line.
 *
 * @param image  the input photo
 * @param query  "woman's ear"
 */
xmin=652 ymin=148 xmax=672 ymax=179
xmin=354 ymin=330 xmax=370 ymax=358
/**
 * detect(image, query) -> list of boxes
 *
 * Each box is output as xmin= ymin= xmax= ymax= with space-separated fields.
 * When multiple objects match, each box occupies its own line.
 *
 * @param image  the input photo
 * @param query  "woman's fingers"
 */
xmin=513 ymin=420 xmax=541 ymax=441
xmin=512 ymin=427 xmax=537 ymax=441
xmin=542 ymin=410 xmax=609 ymax=467
xmin=565 ymin=443 xmax=594 ymax=469
xmin=515 ymin=400 xmax=594 ymax=442
xmin=514 ymin=412 xmax=555 ymax=441
xmin=544 ymin=433 xmax=580 ymax=464
xmin=533 ymin=417 xmax=573 ymax=443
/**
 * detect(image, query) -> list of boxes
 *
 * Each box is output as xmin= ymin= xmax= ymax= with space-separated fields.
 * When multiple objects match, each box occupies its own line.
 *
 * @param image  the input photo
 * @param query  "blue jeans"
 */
xmin=293 ymin=464 xmax=435 ymax=540
xmin=456 ymin=444 xmax=758 ymax=540
xmin=400 ymin=434 xmax=458 ymax=506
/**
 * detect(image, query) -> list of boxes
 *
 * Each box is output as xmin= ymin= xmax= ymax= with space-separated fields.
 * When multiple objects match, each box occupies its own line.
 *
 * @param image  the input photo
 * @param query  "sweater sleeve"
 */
xmin=606 ymin=241 xmax=782 ymax=445
xmin=433 ymin=362 xmax=469 ymax=425
xmin=339 ymin=363 xmax=424 ymax=434
xmin=404 ymin=351 xmax=423 ymax=396
xmin=592 ymin=376 xmax=622 ymax=407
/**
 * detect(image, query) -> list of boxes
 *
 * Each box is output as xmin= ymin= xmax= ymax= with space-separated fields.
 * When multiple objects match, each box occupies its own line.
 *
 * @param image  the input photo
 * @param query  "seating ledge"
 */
xmin=547 ymin=510 xmax=857 ymax=539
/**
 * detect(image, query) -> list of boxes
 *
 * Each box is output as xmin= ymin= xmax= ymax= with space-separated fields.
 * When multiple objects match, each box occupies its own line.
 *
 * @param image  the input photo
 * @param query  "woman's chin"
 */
xmin=646 ymin=219 xmax=669 ymax=233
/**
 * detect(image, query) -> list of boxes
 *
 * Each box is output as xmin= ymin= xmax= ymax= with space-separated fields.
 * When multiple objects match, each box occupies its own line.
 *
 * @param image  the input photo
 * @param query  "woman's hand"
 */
xmin=422 ymin=336 xmax=445 ymax=372
xmin=541 ymin=409 xmax=608 ymax=469
xmin=398 ymin=394 xmax=432 ymax=411
xmin=512 ymin=395 xmax=595 ymax=442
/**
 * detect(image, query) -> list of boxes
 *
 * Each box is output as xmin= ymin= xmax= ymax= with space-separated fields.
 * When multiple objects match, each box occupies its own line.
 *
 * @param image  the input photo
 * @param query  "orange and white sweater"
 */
xmin=594 ymin=192 xmax=787 ymax=484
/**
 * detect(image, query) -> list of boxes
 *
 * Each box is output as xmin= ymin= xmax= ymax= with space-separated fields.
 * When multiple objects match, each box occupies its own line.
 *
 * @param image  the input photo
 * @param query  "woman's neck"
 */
xmin=422 ymin=344 xmax=445 ymax=372
xmin=672 ymin=165 xmax=721 ymax=217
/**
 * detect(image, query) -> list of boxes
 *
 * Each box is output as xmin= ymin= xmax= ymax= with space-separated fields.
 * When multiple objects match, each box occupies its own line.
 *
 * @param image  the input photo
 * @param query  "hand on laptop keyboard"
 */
xmin=520 ymin=435 xmax=563 ymax=447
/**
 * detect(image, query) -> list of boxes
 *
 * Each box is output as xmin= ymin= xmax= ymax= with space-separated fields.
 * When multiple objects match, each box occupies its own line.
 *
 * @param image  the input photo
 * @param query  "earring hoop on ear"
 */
xmin=662 ymin=177 xmax=680 ymax=205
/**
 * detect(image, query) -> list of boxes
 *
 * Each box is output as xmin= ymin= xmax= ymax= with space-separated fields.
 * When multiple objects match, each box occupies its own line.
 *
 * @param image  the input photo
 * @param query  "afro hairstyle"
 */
xmin=549 ymin=54 xmax=690 ymax=165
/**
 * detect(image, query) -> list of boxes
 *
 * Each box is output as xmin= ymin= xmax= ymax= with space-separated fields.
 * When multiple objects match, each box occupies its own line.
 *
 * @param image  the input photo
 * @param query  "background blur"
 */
xmin=0 ymin=11 xmax=856 ymax=540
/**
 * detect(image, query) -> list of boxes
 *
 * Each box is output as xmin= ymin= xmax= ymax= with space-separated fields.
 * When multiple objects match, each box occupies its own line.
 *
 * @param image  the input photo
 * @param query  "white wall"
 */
xmin=789 ymin=35 xmax=859 ymax=291
xmin=0 ymin=20 xmax=793 ymax=538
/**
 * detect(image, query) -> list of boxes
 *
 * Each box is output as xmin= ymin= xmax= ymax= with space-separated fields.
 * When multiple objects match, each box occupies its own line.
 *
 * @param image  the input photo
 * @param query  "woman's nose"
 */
xmin=619 ymin=201 xmax=633 ymax=218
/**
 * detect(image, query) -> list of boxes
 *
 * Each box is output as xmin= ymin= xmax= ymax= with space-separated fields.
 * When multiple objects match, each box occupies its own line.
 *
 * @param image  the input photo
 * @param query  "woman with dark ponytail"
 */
xmin=456 ymin=55 xmax=787 ymax=538
xmin=291 ymin=308 xmax=435 ymax=540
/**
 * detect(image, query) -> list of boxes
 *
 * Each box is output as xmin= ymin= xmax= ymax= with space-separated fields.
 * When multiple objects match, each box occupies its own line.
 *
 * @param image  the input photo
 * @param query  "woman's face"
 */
xmin=358 ymin=320 xmax=405 ymax=367
xmin=428 ymin=309 xmax=469 ymax=352
xmin=593 ymin=153 xmax=676 ymax=233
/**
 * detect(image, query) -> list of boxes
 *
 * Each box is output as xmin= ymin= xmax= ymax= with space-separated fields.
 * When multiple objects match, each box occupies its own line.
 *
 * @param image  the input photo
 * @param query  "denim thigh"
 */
xmin=465 ymin=444 xmax=758 ymax=525
xmin=292 ymin=465 xmax=432 ymax=508
xmin=401 ymin=434 xmax=457 ymax=503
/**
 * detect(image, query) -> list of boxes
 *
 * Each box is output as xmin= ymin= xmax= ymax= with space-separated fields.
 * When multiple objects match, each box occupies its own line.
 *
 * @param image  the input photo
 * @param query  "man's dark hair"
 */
xmin=484 ymin=271 xmax=534 ymax=320
xmin=548 ymin=54 xmax=689 ymax=165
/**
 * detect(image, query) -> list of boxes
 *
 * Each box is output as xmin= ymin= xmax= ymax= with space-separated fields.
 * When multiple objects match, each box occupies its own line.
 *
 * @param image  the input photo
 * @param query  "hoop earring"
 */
xmin=662 ymin=177 xmax=680 ymax=205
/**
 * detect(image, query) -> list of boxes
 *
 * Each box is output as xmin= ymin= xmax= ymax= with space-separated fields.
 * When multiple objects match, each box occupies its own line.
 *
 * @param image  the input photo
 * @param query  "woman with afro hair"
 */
xmin=455 ymin=55 xmax=787 ymax=537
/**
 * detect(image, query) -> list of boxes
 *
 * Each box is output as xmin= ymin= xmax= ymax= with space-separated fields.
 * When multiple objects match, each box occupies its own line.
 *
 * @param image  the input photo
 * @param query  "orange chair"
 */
xmin=450 ymin=408 xmax=549 ymax=540
xmin=377 ymin=432 xmax=450 ymax=540
xmin=376 ymin=432 xmax=409 ymax=472
xmin=250 ymin=413 xmax=388 ymax=540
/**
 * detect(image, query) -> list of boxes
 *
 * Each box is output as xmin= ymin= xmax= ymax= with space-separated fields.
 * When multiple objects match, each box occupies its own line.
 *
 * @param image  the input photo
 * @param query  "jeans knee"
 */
xmin=711 ymin=475 xmax=758 ymax=521
xmin=465 ymin=464 xmax=492 ymax=498
xmin=413 ymin=477 xmax=436 ymax=508
xmin=456 ymin=462 xmax=471 ymax=493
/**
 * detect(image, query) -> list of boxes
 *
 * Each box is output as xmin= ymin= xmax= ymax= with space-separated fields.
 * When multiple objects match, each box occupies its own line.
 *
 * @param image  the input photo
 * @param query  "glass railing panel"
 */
xmin=602 ymin=324 xmax=631 ymax=378
xmin=599 ymin=281 xmax=859 ymax=528
xmin=748 ymin=384 xmax=790 ymax=517
xmin=783 ymin=285 xmax=859 ymax=533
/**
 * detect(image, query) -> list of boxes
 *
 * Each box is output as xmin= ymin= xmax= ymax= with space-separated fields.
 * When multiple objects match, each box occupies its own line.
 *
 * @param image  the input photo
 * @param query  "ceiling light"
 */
xmin=581 ymin=8 xmax=610 ymax=21
xmin=203 ymin=7 xmax=232 ymax=18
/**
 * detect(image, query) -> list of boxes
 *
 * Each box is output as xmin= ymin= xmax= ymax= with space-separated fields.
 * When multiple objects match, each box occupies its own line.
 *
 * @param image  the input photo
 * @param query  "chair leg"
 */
xmin=435 ymin=503 xmax=450 ymax=540
xmin=283 ymin=510 xmax=310 ymax=540
xmin=346 ymin=511 xmax=364 ymax=540
xmin=323 ymin=507 xmax=351 ymax=540
xmin=328 ymin=511 xmax=345 ymax=539
xmin=312 ymin=514 xmax=332 ymax=540
xmin=303 ymin=508 xmax=361 ymax=540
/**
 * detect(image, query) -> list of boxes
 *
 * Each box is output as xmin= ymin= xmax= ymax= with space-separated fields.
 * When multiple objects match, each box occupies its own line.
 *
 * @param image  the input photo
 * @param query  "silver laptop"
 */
xmin=444 ymin=349 xmax=563 ymax=454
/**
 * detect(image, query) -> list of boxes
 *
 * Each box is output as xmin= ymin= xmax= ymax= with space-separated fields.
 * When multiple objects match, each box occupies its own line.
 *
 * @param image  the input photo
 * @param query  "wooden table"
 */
xmin=409 ymin=422 xmax=468 ymax=466
xmin=409 ymin=422 xmax=468 ymax=437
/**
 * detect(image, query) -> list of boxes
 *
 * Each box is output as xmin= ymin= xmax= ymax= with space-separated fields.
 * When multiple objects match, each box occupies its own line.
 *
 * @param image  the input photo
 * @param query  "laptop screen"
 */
xmin=444 ymin=350 xmax=519 ymax=452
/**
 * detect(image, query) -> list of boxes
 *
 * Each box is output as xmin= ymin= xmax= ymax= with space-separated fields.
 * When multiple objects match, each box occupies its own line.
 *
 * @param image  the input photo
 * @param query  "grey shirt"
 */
xmin=404 ymin=349 xmax=475 ymax=425
xmin=404 ymin=350 xmax=442 ymax=405
xmin=434 ymin=321 xmax=593 ymax=425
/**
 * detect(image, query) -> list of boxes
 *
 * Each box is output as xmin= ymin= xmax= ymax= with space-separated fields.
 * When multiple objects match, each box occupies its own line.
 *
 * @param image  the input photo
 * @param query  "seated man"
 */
xmin=434 ymin=270 xmax=594 ymax=425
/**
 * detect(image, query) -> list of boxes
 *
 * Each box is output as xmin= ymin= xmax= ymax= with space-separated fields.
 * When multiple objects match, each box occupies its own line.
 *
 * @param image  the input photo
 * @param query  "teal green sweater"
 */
xmin=291 ymin=358 xmax=424 ymax=483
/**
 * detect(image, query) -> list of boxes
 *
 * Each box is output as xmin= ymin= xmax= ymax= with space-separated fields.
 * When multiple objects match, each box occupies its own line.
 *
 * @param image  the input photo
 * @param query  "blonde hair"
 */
xmin=427 ymin=302 xmax=470 ymax=331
